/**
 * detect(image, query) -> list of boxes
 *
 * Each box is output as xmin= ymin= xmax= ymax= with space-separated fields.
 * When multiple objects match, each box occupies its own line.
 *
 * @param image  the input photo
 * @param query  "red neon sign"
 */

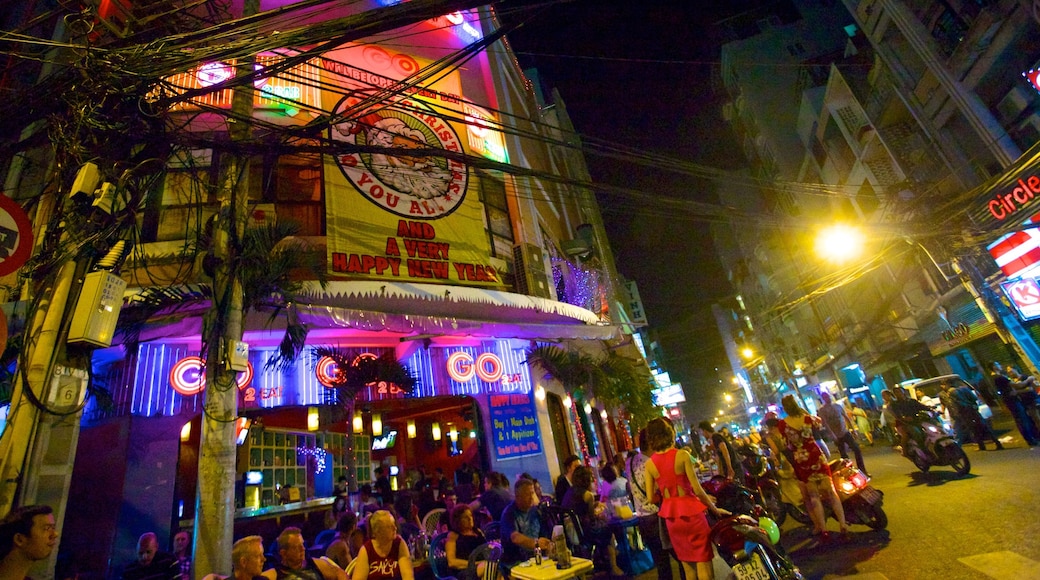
xmin=169 ymin=356 xmax=253 ymax=396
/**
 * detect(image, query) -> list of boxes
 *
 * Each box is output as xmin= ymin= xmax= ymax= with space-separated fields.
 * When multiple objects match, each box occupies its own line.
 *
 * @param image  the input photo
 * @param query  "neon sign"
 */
xmin=447 ymin=351 xmax=507 ymax=383
xmin=315 ymin=352 xmax=377 ymax=387
xmin=169 ymin=356 xmax=254 ymax=396
xmin=1025 ymin=68 xmax=1040 ymax=95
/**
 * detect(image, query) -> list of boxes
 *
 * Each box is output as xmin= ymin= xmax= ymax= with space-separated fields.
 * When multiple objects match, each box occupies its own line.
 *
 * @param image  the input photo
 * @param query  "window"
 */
xmin=476 ymin=170 xmax=512 ymax=257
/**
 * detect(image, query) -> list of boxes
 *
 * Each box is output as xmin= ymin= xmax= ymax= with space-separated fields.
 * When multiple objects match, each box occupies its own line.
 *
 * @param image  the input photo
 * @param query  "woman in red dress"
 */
xmin=767 ymin=394 xmax=848 ymax=540
xmin=644 ymin=417 xmax=725 ymax=580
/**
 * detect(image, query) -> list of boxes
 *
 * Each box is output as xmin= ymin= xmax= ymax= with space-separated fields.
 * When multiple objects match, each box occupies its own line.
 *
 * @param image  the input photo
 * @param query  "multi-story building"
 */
xmin=713 ymin=0 xmax=1040 ymax=410
xmin=0 ymin=1 xmax=654 ymax=576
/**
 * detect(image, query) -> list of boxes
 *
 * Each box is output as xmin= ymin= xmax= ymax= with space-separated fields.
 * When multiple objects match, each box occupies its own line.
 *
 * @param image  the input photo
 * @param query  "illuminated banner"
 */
xmin=489 ymin=392 xmax=542 ymax=460
xmin=652 ymin=384 xmax=686 ymax=406
xmin=321 ymin=45 xmax=499 ymax=287
xmin=1002 ymin=278 xmax=1040 ymax=320
xmin=971 ymin=140 xmax=1040 ymax=227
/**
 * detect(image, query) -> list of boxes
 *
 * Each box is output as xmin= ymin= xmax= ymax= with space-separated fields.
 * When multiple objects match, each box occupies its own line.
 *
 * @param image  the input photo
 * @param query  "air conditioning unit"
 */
xmin=513 ymin=243 xmax=552 ymax=298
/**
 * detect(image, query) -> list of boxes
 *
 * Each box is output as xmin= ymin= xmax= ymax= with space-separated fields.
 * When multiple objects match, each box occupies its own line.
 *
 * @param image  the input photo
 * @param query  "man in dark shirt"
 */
xmin=501 ymin=478 xmax=552 ymax=574
xmin=993 ymin=362 xmax=1040 ymax=445
xmin=374 ymin=466 xmax=393 ymax=506
xmin=698 ymin=421 xmax=744 ymax=484
xmin=122 ymin=533 xmax=180 ymax=580
xmin=470 ymin=472 xmax=512 ymax=520
xmin=553 ymin=455 xmax=580 ymax=504
xmin=889 ymin=388 xmax=933 ymax=456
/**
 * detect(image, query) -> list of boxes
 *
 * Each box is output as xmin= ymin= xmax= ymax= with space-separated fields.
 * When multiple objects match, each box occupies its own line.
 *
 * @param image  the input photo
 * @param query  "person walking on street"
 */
xmin=646 ymin=418 xmax=726 ymax=580
xmin=992 ymin=362 xmax=1040 ymax=446
xmin=818 ymin=392 xmax=868 ymax=475
xmin=941 ymin=380 xmax=1002 ymax=451
xmin=850 ymin=405 xmax=873 ymax=445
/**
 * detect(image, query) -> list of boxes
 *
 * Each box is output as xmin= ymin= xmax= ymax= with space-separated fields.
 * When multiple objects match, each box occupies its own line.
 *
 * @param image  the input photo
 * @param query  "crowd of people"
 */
xmin=9 ymin=360 xmax=1040 ymax=580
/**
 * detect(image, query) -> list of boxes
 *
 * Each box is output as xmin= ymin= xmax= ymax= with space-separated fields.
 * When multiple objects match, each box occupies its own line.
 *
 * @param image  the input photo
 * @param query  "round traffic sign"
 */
xmin=0 ymin=194 xmax=32 ymax=277
xmin=1011 ymin=280 xmax=1040 ymax=306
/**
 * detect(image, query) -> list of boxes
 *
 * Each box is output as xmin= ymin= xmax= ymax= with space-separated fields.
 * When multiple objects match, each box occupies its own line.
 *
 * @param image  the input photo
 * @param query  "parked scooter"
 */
xmin=710 ymin=511 xmax=803 ymax=580
xmin=739 ymin=443 xmax=787 ymax=525
xmin=898 ymin=411 xmax=971 ymax=476
xmin=779 ymin=458 xmax=887 ymax=530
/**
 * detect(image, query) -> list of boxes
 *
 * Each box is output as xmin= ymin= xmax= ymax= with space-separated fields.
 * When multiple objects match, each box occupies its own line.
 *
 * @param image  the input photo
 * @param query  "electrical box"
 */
xmin=68 ymin=271 xmax=127 ymax=347
xmin=228 ymin=339 xmax=249 ymax=371
xmin=48 ymin=365 xmax=88 ymax=410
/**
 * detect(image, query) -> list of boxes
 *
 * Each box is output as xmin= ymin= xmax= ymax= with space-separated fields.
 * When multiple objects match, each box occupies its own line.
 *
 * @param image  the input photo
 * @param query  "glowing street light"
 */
xmin=724 ymin=393 xmax=733 ymax=403
xmin=815 ymin=224 xmax=864 ymax=263
xmin=741 ymin=347 xmax=755 ymax=359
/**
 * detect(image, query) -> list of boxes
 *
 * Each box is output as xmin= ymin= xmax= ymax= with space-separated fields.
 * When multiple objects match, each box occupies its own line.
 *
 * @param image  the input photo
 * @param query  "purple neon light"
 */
xmin=94 ymin=339 xmax=533 ymax=419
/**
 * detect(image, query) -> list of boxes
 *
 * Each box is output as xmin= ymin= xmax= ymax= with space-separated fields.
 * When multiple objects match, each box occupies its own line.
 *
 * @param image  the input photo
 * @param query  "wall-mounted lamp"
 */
xmin=583 ymin=402 xmax=593 ymax=415
xmin=371 ymin=413 xmax=383 ymax=437
xmin=407 ymin=419 xmax=417 ymax=439
xmin=599 ymin=409 xmax=608 ymax=420
xmin=534 ymin=385 xmax=546 ymax=402
xmin=563 ymin=396 xmax=573 ymax=409
xmin=353 ymin=411 xmax=363 ymax=434
xmin=307 ymin=407 xmax=319 ymax=431
xmin=180 ymin=421 xmax=192 ymax=442
xmin=448 ymin=425 xmax=459 ymax=442
xmin=432 ymin=421 xmax=442 ymax=441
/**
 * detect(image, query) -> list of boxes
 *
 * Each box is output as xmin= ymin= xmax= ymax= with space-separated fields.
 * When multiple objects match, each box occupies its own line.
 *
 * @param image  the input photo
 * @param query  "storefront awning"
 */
xmin=299 ymin=281 xmax=602 ymax=325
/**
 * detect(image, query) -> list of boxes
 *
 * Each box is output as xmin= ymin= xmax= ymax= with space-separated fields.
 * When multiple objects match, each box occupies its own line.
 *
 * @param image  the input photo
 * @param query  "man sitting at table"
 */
xmin=500 ymin=478 xmax=552 ymax=573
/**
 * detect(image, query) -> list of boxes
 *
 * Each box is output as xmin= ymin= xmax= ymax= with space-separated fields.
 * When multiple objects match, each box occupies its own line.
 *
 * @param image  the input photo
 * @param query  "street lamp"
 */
xmin=815 ymin=224 xmax=864 ymax=263
xmin=741 ymin=346 xmax=754 ymax=360
xmin=724 ymin=393 xmax=733 ymax=403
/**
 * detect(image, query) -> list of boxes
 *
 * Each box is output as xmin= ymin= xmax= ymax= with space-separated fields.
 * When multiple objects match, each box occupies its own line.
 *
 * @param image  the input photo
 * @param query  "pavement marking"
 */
xmin=958 ymin=551 xmax=1040 ymax=579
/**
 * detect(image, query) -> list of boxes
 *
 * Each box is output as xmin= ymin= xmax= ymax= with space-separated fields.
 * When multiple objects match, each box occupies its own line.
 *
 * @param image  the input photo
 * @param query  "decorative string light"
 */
xmin=297 ymin=446 xmax=328 ymax=474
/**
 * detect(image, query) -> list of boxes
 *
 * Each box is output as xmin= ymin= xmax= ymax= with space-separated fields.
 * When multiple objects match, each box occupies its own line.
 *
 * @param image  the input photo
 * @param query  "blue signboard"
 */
xmin=488 ymin=392 xmax=542 ymax=460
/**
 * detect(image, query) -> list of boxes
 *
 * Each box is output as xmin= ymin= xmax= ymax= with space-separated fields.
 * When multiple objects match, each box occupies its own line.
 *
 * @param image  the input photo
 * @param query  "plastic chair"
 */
xmin=422 ymin=508 xmax=446 ymax=537
xmin=480 ymin=521 xmax=500 ymax=542
xmin=468 ymin=541 xmax=503 ymax=580
xmin=428 ymin=532 xmax=458 ymax=580
xmin=308 ymin=529 xmax=337 ymax=557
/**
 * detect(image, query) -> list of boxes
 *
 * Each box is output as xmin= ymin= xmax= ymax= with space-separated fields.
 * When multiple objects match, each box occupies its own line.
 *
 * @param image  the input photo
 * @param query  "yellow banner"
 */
xmin=321 ymin=45 xmax=499 ymax=287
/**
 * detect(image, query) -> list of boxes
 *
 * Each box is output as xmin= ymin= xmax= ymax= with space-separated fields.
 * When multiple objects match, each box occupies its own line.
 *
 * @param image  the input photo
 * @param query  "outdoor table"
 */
xmin=508 ymin=556 xmax=594 ymax=580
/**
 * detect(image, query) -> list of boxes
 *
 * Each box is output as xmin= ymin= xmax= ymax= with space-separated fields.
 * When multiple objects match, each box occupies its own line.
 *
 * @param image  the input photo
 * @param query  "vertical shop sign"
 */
xmin=489 ymin=392 xmax=541 ymax=459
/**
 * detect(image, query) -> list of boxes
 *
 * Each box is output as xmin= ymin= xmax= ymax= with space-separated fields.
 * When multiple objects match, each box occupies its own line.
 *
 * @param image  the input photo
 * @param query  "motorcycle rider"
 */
xmin=888 ymin=388 xmax=933 ymax=457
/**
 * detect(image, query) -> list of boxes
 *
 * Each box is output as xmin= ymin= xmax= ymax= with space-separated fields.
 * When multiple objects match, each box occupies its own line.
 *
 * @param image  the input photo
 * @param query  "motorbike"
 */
xmin=898 ymin=411 xmax=971 ymax=476
xmin=710 ymin=511 xmax=803 ymax=580
xmin=779 ymin=458 xmax=887 ymax=530
xmin=739 ymin=443 xmax=787 ymax=525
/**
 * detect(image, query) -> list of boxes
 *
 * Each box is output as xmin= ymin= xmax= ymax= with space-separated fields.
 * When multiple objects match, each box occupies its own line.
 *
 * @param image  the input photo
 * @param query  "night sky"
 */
xmin=504 ymin=2 xmax=761 ymax=418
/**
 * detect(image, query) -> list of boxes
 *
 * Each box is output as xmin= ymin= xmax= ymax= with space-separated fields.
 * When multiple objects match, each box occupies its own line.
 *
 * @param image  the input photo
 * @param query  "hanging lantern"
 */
xmin=353 ymin=411 xmax=363 ymax=434
xmin=432 ymin=422 xmax=442 ymax=441
xmin=407 ymin=419 xmax=417 ymax=439
xmin=372 ymin=413 xmax=383 ymax=437
xmin=307 ymin=407 xmax=320 ymax=431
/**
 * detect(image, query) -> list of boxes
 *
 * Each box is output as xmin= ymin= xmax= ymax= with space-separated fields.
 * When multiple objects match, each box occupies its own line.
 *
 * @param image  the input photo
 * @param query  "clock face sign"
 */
xmin=329 ymin=93 xmax=468 ymax=220
xmin=0 ymin=194 xmax=32 ymax=278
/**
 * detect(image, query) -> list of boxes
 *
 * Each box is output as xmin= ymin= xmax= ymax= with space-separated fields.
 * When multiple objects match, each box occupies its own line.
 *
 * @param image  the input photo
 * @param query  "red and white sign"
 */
xmin=0 ymin=194 xmax=33 ymax=277
xmin=446 ymin=351 xmax=503 ymax=383
xmin=169 ymin=356 xmax=253 ymax=396
xmin=988 ymin=228 xmax=1040 ymax=279
xmin=1002 ymin=278 xmax=1040 ymax=320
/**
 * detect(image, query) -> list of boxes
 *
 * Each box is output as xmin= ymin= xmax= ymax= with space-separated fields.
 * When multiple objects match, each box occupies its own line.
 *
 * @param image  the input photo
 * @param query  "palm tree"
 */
xmin=310 ymin=347 xmax=416 ymax=491
xmin=526 ymin=344 xmax=657 ymax=443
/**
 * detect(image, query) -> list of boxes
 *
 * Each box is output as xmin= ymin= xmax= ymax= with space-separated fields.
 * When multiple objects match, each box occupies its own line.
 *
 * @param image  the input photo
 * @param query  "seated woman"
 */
xmin=326 ymin=512 xmax=364 ymax=570
xmin=445 ymin=505 xmax=491 ymax=580
xmin=561 ymin=466 xmax=624 ymax=577
xmin=352 ymin=510 xmax=413 ymax=580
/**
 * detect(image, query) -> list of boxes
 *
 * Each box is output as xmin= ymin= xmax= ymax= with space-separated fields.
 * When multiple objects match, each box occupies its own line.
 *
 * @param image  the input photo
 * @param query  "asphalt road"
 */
xmin=781 ymin=416 xmax=1040 ymax=580
xmin=633 ymin=413 xmax=1040 ymax=580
